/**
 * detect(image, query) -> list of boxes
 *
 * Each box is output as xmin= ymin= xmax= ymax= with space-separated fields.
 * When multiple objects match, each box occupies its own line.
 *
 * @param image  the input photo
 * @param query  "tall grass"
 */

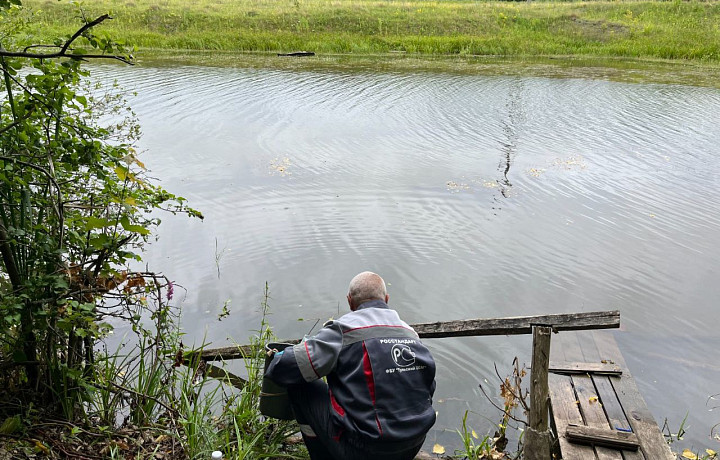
xmin=24 ymin=0 xmax=720 ymax=62
xmin=81 ymin=283 xmax=300 ymax=459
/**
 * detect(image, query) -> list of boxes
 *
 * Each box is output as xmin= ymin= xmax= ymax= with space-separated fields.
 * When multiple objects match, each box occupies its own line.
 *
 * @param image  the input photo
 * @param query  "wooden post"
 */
xmin=524 ymin=325 xmax=553 ymax=460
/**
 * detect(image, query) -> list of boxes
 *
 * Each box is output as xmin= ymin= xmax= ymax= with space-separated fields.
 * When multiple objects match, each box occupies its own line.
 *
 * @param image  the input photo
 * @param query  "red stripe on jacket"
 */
xmin=362 ymin=342 xmax=383 ymax=436
xmin=304 ymin=341 xmax=320 ymax=378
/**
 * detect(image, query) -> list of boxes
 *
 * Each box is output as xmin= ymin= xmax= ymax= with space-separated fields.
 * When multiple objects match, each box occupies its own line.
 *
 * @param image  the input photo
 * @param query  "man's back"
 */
xmin=324 ymin=300 xmax=436 ymax=442
xmin=264 ymin=271 xmax=436 ymax=460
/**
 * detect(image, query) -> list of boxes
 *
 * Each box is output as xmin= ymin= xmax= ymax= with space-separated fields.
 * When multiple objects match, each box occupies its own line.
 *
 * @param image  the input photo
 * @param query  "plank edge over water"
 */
xmin=197 ymin=310 xmax=620 ymax=360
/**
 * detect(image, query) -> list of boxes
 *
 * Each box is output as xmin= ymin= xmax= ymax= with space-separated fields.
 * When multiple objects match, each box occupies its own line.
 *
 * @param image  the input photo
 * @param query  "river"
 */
xmin=91 ymin=60 xmax=720 ymax=453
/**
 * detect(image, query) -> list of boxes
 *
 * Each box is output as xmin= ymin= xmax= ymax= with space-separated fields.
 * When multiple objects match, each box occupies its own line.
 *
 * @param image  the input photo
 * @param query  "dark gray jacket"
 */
xmin=265 ymin=300 xmax=436 ymax=442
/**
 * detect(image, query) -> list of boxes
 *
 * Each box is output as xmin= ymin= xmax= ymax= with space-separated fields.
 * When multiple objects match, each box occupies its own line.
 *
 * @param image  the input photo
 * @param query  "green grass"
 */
xmin=23 ymin=0 xmax=720 ymax=62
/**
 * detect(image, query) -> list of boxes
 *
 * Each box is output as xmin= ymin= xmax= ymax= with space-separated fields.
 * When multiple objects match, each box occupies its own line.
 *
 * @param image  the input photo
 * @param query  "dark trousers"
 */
xmin=287 ymin=380 xmax=425 ymax=460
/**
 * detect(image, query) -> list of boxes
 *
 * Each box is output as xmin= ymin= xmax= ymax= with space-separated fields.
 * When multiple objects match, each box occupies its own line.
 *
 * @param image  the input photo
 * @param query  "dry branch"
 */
xmin=0 ymin=14 xmax=133 ymax=64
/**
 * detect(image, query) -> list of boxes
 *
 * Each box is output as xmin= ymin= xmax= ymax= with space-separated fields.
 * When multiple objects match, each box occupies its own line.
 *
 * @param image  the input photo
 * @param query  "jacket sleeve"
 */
xmin=265 ymin=321 xmax=343 ymax=385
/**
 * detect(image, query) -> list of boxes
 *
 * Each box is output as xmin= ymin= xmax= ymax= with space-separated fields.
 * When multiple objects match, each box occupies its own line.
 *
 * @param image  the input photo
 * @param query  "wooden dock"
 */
xmin=195 ymin=311 xmax=676 ymax=459
xmin=549 ymin=330 xmax=674 ymax=460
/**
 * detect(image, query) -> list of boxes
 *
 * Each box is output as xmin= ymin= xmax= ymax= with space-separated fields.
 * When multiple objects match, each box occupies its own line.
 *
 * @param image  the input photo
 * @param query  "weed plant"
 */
xmin=173 ymin=283 xmax=300 ymax=459
xmin=16 ymin=282 xmax=303 ymax=459
xmin=454 ymin=410 xmax=496 ymax=459
xmin=24 ymin=0 xmax=720 ymax=62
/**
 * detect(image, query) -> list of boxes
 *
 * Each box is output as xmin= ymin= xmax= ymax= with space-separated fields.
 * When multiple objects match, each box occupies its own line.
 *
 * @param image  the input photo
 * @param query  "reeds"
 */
xmin=82 ymin=283 xmax=300 ymax=459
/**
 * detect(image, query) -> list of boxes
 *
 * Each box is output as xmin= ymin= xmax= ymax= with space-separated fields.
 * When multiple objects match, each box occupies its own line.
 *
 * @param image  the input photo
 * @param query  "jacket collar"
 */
xmin=355 ymin=299 xmax=389 ymax=311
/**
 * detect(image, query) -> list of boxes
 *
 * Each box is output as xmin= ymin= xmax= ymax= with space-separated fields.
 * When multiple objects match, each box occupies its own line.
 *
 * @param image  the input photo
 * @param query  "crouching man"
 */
xmin=265 ymin=271 xmax=437 ymax=460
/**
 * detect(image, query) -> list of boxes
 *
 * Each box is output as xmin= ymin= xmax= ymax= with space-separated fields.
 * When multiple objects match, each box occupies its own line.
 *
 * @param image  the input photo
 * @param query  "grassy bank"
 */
xmin=25 ymin=0 xmax=720 ymax=62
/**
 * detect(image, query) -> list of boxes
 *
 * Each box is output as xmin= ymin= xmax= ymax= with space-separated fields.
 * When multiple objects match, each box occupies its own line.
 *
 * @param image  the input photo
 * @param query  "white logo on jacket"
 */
xmin=391 ymin=344 xmax=416 ymax=367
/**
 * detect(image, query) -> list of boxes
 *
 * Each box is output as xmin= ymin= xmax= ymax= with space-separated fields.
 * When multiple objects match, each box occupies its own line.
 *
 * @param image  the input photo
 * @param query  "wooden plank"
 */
xmin=592 ymin=332 xmax=675 ymax=460
xmin=204 ymin=363 xmax=247 ymax=390
xmin=548 ymin=373 xmax=592 ymax=460
xmin=550 ymin=329 xmax=571 ymax=362
xmin=577 ymin=330 xmax=603 ymax=363
xmin=413 ymin=310 xmax=620 ymax=338
xmin=551 ymin=331 xmax=644 ymax=459
xmin=549 ymin=361 xmax=622 ymax=376
xmin=592 ymin=375 xmax=645 ymax=460
xmin=573 ymin=374 xmax=623 ymax=460
xmin=592 ymin=376 xmax=632 ymax=432
xmin=195 ymin=311 xmax=620 ymax=361
xmin=561 ymin=331 xmax=586 ymax=364
xmin=565 ymin=425 xmax=639 ymax=450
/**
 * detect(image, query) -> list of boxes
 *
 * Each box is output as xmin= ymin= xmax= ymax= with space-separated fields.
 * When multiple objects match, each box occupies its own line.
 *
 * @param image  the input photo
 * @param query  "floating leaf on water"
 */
xmin=682 ymin=449 xmax=698 ymax=459
xmin=432 ymin=443 xmax=445 ymax=455
xmin=527 ymin=168 xmax=545 ymax=177
xmin=553 ymin=155 xmax=587 ymax=170
xmin=270 ymin=157 xmax=292 ymax=176
xmin=446 ymin=180 xmax=470 ymax=192
xmin=706 ymin=449 xmax=716 ymax=457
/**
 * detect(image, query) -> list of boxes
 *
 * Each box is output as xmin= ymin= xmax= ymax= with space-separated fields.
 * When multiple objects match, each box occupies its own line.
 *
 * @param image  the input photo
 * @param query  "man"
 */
xmin=265 ymin=271 xmax=437 ymax=460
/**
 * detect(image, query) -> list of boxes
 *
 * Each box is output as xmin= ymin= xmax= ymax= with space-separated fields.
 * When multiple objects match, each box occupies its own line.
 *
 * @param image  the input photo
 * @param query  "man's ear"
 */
xmin=385 ymin=294 xmax=389 ymax=304
xmin=347 ymin=294 xmax=355 ymax=311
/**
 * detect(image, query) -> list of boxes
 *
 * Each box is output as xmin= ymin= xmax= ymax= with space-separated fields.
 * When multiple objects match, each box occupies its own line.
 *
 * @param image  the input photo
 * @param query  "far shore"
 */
xmin=122 ymin=50 xmax=720 ymax=89
xmin=26 ymin=0 xmax=720 ymax=68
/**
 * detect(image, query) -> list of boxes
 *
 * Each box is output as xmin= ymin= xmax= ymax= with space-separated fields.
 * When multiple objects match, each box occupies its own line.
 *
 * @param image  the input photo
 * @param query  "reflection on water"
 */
xmin=91 ymin=63 xmax=720 ymax=451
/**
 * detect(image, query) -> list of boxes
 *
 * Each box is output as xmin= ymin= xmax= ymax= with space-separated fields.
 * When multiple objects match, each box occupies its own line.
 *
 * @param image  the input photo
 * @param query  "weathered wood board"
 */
xmin=549 ymin=330 xmax=674 ymax=460
xmin=197 ymin=310 xmax=619 ymax=361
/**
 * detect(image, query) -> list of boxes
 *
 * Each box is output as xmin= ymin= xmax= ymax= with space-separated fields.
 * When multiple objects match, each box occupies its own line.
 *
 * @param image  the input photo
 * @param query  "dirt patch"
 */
xmin=564 ymin=14 xmax=630 ymax=42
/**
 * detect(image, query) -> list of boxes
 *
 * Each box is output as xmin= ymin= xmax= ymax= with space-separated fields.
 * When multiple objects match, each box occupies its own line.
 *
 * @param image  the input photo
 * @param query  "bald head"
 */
xmin=347 ymin=271 xmax=388 ymax=311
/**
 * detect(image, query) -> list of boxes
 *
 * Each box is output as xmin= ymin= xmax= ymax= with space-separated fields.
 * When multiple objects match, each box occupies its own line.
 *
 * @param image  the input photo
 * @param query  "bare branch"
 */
xmin=60 ymin=14 xmax=109 ymax=55
xmin=89 ymin=380 xmax=177 ymax=417
xmin=478 ymin=382 xmax=528 ymax=427
xmin=0 ymin=14 xmax=134 ymax=65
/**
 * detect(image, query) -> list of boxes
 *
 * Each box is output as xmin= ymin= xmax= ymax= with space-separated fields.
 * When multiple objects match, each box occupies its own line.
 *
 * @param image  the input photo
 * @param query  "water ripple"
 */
xmin=87 ymin=62 xmax=720 ymax=450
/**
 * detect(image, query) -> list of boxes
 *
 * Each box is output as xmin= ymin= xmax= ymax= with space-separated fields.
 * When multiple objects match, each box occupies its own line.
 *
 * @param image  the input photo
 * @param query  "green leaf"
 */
xmin=119 ymin=216 xmax=149 ymax=235
xmin=88 ymin=233 xmax=110 ymax=249
xmin=0 ymin=416 xmax=22 ymax=435
xmin=83 ymin=216 xmax=112 ymax=231
xmin=0 ymin=0 xmax=21 ymax=11
xmin=114 ymin=165 xmax=128 ymax=181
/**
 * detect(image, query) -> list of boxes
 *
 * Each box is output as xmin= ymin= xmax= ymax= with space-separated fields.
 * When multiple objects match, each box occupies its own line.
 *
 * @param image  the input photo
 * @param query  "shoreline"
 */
xmin=133 ymin=49 xmax=720 ymax=88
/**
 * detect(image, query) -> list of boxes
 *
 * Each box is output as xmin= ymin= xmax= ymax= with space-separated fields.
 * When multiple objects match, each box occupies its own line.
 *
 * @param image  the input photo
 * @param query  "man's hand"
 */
xmin=266 ymin=347 xmax=283 ymax=358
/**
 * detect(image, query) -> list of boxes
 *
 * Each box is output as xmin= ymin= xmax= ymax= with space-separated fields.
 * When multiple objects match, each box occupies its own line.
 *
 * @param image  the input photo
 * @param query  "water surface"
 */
xmin=93 ymin=62 xmax=720 ymax=452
